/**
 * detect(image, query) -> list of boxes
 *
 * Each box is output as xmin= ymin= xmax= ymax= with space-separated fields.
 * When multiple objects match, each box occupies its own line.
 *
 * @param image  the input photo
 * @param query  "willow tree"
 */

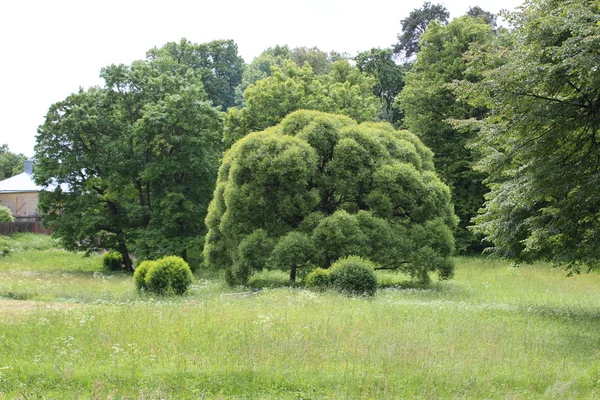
xmin=204 ymin=111 xmax=457 ymax=284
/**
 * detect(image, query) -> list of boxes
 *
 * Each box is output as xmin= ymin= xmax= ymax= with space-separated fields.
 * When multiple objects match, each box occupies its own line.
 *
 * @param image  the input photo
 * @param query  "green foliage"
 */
xmin=304 ymin=267 xmax=332 ymax=290
xmin=35 ymin=40 xmax=223 ymax=268
xmin=269 ymin=231 xmax=315 ymax=283
xmin=144 ymin=256 xmax=194 ymax=295
xmin=0 ymin=144 xmax=26 ymax=180
xmin=0 ymin=236 xmax=10 ymax=257
xmin=457 ymin=0 xmax=600 ymax=272
xmin=397 ymin=15 xmax=494 ymax=253
xmin=355 ymin=48 xmax=405 ymax=125
xmin=223 ymin=60 xmax=379 ymax=148
xmin=147 ymin=38 xmax=245 ymax=110
xmin=235 ymin=45 xmax=338 ymax=106
xmin=205 ymin=111 xmax=457 ymax=284
xmin=394 ymin=1 xmax=450 ymax=59
xmin=0 ymin=205 xmax=14 ymax=222
xmin=329 ymin=256 xmax=378 ymax=296
xmin=133 ymin=260 xmax=156 ymax=291
xmin=102 ymin=251 xmax=123 ymax=271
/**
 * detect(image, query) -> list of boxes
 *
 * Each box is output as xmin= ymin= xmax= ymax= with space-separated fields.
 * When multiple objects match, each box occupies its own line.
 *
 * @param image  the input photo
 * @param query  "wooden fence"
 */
xmin=0 ymin=221 xmax=52 ymax=235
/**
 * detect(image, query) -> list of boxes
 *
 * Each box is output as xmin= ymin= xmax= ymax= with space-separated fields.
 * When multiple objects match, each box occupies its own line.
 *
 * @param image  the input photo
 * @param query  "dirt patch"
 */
xmin=0 ymin=299 xmax=82 ymax=316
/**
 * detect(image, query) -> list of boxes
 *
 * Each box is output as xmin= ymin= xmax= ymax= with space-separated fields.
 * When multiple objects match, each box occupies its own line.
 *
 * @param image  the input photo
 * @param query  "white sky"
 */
xmin=0 ymin=0 xmax=522 ymax=157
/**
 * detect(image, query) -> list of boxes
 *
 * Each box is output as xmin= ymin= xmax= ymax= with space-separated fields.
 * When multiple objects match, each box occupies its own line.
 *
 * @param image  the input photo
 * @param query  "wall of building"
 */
xmin=0 ymin=192 xmax=40 ymax=218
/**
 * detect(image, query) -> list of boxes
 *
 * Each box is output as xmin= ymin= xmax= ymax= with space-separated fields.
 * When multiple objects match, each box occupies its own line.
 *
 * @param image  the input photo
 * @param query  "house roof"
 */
xmin=0 ymin=172 xmax=66 ymax=193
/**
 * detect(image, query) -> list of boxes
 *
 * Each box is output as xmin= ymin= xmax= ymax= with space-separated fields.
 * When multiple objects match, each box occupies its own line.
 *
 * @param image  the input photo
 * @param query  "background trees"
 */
xmin=35 ymin=43 xmax=224 ymax=269
xmin=458 ymin=0 xmax=600 ymax=272
xmin=355 ymin=48 xmax=406 ymax=126
xmin=394 ymin=2 xmax=449 ymax=60
xmin=204 ymin=110 xmax=457 ymax=284
xmin=223 ymin=60 xmax=380 ymax=148
xmin=398 ymin=15 xmax=494 ymax=253
xmin=0 ymin=144 xmax=26 ymax=180
xmin=147 ymin=38 xmax=245 ymax=110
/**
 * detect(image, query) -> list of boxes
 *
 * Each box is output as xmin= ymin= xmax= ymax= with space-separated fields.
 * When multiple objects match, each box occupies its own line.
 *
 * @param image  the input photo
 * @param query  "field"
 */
xmin=0 ymin=234 xmax=599 ymax=399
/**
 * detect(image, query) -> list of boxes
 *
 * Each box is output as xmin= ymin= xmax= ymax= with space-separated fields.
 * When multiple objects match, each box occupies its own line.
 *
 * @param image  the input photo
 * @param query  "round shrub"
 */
xmin=329 ymin=256 xmax=378 ymax=296
xmin=0 ymin=206 xmax=14 ymax=223
xmin=103 ymin=251 xmax=123 ymax=271
xmin=304 ymin=267 xmax=331 ymax=290
xmin=133 ymin=260 xmax=157 ymax=291
xmin=145 ymin=256 xmax=194 ymax=295
xmin=0 ymin=237 xmax=10 ymax=257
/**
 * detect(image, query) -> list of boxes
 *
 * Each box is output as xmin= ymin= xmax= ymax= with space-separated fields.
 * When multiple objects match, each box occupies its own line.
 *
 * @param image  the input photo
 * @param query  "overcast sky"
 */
xmin=0 ymin=0 xmax=523 ymax=157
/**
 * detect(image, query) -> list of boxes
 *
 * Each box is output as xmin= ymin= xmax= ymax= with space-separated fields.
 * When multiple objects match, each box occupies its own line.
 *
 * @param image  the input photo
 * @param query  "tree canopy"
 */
xmin=223 ymin=60 xmax=380 ymax=148
xmin=394 ymin=2 xmax=450 ymax=59
xmin=35 ymin=44 xmax=223 ymax=269
xmin=204 ymin=110 xmax=457 ymax=284
xmin=355 ymin=48 xmax=406 ymax=126
xmin=147 ymin=38 xmax=245 ymax=110
xmin=458 ymin=0 xmax=600 ymax=272
xmin=0 ymin=144 xmax=26 ymax=180
xmin=397 ymin=15 xmax=494 ymax=253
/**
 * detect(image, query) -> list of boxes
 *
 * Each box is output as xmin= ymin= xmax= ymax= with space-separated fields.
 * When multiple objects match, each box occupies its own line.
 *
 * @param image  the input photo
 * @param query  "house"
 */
xmin=0 ymin=160 xmax=62 ymax=221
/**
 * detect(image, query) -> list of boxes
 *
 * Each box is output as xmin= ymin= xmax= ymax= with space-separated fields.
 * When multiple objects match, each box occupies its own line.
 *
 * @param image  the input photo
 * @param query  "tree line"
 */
xmin=25 ymin=0 xmax=599 ymax=280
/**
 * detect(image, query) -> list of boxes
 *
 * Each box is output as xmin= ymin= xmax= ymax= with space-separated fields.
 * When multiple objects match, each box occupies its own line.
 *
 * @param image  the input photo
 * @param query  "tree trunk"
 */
xmin=290 ymin=265 xmax=297 ymax=285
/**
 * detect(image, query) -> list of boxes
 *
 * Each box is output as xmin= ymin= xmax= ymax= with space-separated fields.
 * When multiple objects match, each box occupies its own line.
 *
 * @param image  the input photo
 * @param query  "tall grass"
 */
xmin=1 ymin=236 xmax=599 ymax=398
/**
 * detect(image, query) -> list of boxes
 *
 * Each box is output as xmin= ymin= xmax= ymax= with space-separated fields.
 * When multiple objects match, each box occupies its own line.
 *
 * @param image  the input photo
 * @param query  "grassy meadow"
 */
xmin=0 ymin=234 xmax=599 ymax=398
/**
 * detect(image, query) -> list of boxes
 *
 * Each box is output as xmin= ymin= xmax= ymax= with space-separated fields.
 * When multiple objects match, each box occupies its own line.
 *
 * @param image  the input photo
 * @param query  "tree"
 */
xmin=147 ymin=38 xmax=245 ymax=110
xmin=204 ymin=110 xmax=457 ymax=285
xmin=397 ymin=16 xmax=495 ymax=253
xmin=223 ymin=60 xmax=379 ymax=148
xmin=235 ymin=45 xmax=340 ymax=106
xmin=355 ymin=48 xmax=406 ymax=125
xmin=457 ymin=0 xmax=600 ymax=272
xmin=466 ymin=6 xmax=497 ymax=29
xmin=394 ymin=2 xmax=449 ymax=59
xmin=0 ymin=144 xmax=26 ymax=180
xmin=35 ymin=53 xmax=222 ymax=269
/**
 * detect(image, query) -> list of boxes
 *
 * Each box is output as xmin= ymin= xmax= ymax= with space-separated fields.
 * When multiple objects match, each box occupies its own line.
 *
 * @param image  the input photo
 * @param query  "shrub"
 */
xmin=0 ymin=206 xmax=14 ymax=223
xmin=144 ymin=256 xmax=194 ymax=295
xmin=103 ymin=251 xmax=124 ymax=271
xmin=304 ymin=267 xmax=331 ymax=290
xmin=133 ymin=260 xmax=157 ymax=291
xmin=329 ymin=256 xmax=378 ymax=296
xmin=0 ymin=237 xmax=10 ymax=257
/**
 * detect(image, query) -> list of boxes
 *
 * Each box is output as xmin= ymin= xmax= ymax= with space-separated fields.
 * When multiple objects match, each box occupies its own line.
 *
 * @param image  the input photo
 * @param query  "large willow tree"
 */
xmin=204 ymin=111 xmax=457 ymax=284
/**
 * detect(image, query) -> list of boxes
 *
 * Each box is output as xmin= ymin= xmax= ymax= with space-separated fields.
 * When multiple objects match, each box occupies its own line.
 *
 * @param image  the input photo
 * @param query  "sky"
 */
xmin=0 ymin=0 xmax=523 ymax=158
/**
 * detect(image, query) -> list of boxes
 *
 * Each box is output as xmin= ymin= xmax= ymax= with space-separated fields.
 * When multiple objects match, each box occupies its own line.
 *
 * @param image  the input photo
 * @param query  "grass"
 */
xmin=1 ymin=235 xmax=599 ymax=398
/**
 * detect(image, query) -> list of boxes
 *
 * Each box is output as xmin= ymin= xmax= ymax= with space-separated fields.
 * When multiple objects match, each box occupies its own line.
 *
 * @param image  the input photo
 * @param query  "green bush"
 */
xmin=304 ymin=267 xmax=331 ymax=290
xmin=0 ymin=206 xmax=14 ymax=223
xmin=133 ymin=260 xmax=157 ymax=291
xmin=102 ymin=251 xmax=123 ymax=271
xmin=330 ymin=256 xmax=378 ymax=296
xmin=0 ymin=237 xmax=10 ymax=257
xmin=144 ymin=256 xmax=194 ymax=295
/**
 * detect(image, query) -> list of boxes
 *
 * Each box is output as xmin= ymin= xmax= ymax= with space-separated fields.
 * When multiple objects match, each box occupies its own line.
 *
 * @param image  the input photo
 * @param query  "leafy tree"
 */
xmin=204 ymin=110 xmax=457 ymax=285
xmin=235 ymin=45 xmax=339 ymax=106
xmin=457 ymin=0 xmax=600 ymax=272
xmin=397 ymin=15 xmax=494 ymax=253
xmin=35 ymin=52 xmax=222 ymax=269
xmin=466 ymin=6 xmax=497 ymax=29
xmin=0 ymin=144 xmax=26 ymax=180
xmin=394 ymin=2 xmax=449 ymax=59
xmin=147 ymin=38 xmax=245 ymax=110
xmin=355 ymin=48 xmax=406 ymax=125
xmin=223 ymin=60 xmax=379 ymax=148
